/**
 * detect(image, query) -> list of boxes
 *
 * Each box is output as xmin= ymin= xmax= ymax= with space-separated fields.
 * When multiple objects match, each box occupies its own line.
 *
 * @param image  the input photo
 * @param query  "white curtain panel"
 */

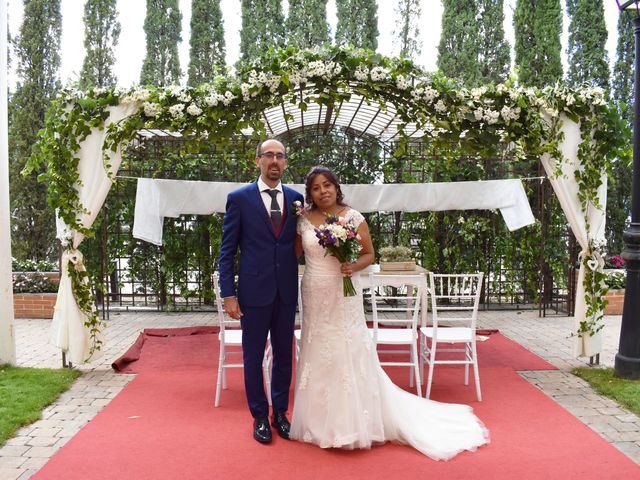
xmin=50 ymin=104 xmax=137 ymax=364
xmin=133 ymin=178 xmax=535 ymax=246
xmin=540 ymin=115 xmax=607 ymax=358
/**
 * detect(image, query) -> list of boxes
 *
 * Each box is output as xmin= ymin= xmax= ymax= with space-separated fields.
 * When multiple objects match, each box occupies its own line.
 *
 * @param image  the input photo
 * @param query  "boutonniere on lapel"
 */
xmin=292 ymin=200 xmax=305 ymax=217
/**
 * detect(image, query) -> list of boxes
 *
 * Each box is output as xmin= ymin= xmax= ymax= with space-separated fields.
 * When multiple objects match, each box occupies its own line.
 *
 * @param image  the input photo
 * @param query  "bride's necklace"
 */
xmin=322 ymin=206 xmax=345 ymax=217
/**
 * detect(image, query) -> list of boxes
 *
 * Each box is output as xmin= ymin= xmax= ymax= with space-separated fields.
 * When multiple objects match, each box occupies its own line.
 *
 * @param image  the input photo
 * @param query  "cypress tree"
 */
xmin=9 ymin=0 xmax=61 ymax=261
xmin=393 ymin=0 xmax=421 ymax=60
xmin=478 ymin=0 xmax=510 ymax=84
xmin=437 ymin=0 xmax=481 ymax=86
xmin=513 ymin=0 xmax=563 ymax=87
xmin=608 ymin=12 xmax=635 ymax=256
xmin=79 ymin=0 xmax=120 ymax=89
xmin=566 ymin=0 xmax=609 ymax=91
xmin=286 ymin=0 xmax=329 ymax=50
xmin=335 ymin=0 xmax=378 ymax=50
xmin=140 ymin=0 xmax=182 ymax=86
xmin=238 ymin=0 xmax=285 ymax=69
xmin=614 ymin=12 xmax=634 ymax=126
xmin=188 ymin=0 xmax=226 ymax=86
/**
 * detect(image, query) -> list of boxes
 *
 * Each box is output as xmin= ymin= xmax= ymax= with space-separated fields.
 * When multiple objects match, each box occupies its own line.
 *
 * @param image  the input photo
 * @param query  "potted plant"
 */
xmin=603 ymin=270 xmax=626 ymax=316
xmin=604 ymin=255 xmax=625 ymax=271
xmin=12 ymin=259 xmax=60 ymax=318
xmin=379 ymin=246 xmax=416 ymax=271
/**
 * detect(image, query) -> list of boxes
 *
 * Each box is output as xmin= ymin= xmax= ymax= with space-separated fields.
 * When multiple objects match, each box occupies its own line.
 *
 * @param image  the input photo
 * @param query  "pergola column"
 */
xmin=0 ymin=0 xmax=16 ymax=365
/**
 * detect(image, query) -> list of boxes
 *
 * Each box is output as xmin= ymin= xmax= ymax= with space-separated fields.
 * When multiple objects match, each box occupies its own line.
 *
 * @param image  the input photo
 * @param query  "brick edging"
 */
xmin=604 ymin=289 xmax=624 ymax=316
xmin=13 ymin=293 xmax=57 ymax=319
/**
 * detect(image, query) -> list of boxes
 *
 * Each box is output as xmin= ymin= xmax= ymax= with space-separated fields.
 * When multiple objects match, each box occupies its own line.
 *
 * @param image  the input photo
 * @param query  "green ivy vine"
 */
xmin=26 ymin=46 xmax=629 ymax=349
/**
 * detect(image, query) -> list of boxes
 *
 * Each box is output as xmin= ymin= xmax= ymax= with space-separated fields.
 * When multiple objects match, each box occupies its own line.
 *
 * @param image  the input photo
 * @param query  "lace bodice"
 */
xmin=297 ymin=209 xmax=365 ymax=276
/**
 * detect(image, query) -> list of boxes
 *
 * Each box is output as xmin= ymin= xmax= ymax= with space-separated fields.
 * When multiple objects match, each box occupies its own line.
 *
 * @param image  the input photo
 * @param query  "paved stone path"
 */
xmin=0 ymin=310 xmax=638 ymax=479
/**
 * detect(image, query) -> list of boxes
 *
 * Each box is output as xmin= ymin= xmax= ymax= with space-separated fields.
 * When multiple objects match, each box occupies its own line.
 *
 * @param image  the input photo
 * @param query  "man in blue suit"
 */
xmin=219 ymin=138 xmax=304 ymax=444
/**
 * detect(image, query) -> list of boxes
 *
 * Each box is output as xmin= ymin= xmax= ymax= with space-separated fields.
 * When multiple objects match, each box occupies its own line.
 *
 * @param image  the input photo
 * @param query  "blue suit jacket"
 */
xmin=218 ymin=181 xmax=304 ymax=307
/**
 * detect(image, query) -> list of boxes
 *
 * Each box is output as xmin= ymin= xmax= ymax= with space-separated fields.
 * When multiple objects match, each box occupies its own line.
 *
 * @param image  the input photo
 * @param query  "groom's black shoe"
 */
xmin=253 ymin=416 xmax=272 ymax=444
xmin=271 ymin=412 xmax=291 ymax=440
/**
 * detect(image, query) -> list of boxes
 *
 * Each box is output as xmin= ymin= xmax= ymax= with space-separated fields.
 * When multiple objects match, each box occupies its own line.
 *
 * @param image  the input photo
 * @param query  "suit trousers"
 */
xmin=240 ymin=297 xmax=296 ymax=418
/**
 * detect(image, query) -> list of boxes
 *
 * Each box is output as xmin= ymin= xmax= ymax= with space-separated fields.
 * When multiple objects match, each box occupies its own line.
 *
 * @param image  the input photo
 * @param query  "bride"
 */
xmin=289 ymin=166 xmax=489 ymax=460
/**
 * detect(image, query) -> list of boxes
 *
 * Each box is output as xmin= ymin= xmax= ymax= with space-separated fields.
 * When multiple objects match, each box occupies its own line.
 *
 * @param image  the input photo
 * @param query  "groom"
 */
xmin=218 ymin=138 xmax=304 ymax=444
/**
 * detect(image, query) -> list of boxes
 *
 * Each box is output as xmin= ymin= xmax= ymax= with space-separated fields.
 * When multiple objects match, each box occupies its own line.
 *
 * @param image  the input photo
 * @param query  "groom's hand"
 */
xmin=223 ymin=296 xmax=243 ymax=320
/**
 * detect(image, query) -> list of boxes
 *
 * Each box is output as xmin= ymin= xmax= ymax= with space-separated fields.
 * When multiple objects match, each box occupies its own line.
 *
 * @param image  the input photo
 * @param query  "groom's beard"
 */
xmin=267 ymin=167 xmax=282 ymax=181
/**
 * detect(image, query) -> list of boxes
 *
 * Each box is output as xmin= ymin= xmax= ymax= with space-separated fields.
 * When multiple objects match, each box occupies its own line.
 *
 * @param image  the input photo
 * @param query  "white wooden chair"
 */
xmin=212 ymin=273 xmax=272 ymax=407
xmin=420 ymin=272 xmax=484 ymax=401
xmin=369 ymin=273 xmax=426 ymax=397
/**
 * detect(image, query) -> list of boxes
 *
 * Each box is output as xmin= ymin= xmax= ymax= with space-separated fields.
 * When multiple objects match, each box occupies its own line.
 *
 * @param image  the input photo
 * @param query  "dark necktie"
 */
xmin=266 ymin=189 xmax=282 ymax=229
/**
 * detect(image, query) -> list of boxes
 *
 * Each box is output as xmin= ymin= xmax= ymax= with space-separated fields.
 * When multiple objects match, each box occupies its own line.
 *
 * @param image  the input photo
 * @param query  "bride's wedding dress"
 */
xmin=289 ymin=209 xmax=489 ymax=460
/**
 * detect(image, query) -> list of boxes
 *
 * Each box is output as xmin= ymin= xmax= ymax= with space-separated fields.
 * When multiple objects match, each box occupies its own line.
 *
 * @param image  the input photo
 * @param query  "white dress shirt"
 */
xmin=257 ymin=177 xmax=284 ymax=216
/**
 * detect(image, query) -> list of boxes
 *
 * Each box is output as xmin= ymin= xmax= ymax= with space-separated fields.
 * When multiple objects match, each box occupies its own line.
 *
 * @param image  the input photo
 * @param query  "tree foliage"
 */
xmin=188 ymin=0 xmax=226 ymax=86
xmin=513 ymin=0 xmax=563 ymax=87
xmin=286 ymin=0 xmax=329 ymax=50
xmin=9 ymin=0 xmax=61 ymax=261
xmin=438 ymin=0 xmax=510 ymax=86
xmin=608 ymin=12 xmax=636 ymax=255
xmin=478 ymin=0 xmax=510 ymax=84
xmin=393 ymin=0 xmax=421 ymax=60
xmin=79 ymin=0 xmax=120 ymax=89
xmin=437 ymin=0 xmax=481 ymax=86
xmin=140 ymin=0 xmax=182 ymax=86
xmin=335 ymin=0 xmax=378 ymax=50
xmin=613 ymin=12 xmax=635 ymax=127
xmin=566 ymin=0 xmax=609 ymax=91
xmin=238 ymin=0 xmax=285 ymax=68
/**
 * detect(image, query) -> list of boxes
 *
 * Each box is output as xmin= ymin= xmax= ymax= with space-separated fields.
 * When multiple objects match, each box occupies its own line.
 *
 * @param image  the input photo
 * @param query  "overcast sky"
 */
xmin=6 ymin=0 xmax=622 ymax=89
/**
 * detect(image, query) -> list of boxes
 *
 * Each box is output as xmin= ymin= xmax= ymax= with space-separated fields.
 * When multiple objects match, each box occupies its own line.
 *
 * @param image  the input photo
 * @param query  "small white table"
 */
xmin=298 ymin=264 xmax=429 ymax=326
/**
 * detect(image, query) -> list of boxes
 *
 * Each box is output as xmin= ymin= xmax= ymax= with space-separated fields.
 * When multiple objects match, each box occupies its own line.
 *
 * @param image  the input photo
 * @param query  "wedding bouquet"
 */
xmin=314 ymin=214 xmax=362 ymax=296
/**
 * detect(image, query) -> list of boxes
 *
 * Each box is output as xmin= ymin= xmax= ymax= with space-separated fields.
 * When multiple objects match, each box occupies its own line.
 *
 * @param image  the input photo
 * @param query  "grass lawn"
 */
xmin=0 ymin=364 xmax=81 ymax=446
xmin=572 ymin=367 xmax=640 ymax=417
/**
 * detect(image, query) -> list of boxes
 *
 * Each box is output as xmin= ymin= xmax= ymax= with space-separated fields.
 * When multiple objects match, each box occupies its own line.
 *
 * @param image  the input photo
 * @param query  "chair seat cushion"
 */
xmin=219 ymin=329 xmax=243 ymax=345
xmin=368 ymin=327 xmax=416 ymax=344
xmin=420 ymin=326 xmax=473 ymax=342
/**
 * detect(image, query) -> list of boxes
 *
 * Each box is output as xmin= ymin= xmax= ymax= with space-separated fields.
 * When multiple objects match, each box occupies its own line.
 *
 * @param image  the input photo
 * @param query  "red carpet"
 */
xmin=33 ymin=329 xmax=639 ymax=480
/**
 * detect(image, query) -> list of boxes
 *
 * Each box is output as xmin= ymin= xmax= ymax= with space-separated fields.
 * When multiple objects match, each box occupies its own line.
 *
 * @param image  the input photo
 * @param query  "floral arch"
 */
xmin=27 ymin=46 xmax=627 ymax=364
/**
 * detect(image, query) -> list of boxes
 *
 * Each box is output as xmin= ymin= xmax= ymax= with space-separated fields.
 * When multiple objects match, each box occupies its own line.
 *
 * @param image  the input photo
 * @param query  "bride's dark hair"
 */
xmin=304 ymin=166 xmax=346 ymax=210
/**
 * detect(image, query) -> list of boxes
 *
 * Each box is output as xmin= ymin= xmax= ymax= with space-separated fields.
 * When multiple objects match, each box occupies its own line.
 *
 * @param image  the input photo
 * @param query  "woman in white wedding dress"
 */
xmin=289 ymin=166 xmax=489 ymax=460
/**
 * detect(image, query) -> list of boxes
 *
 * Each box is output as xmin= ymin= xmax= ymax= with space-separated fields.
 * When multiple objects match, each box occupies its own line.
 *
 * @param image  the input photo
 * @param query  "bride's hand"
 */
xmin=340 ymin=262 xmax=354 ymax=277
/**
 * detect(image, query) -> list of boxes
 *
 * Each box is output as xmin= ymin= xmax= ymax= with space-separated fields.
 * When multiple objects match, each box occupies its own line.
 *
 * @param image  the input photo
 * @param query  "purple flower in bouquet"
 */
xmin=314 ymin=214 xmax=362 ymax=296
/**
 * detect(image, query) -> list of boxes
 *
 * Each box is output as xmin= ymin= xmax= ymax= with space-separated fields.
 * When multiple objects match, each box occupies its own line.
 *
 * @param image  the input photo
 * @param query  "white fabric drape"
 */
xmin=132 ymin=178 xmax=535 ymax=246
xmin=50 ymin=104 xmax=138 ymax=364
xmin=540 ymin=115 xmax=607 ymax=357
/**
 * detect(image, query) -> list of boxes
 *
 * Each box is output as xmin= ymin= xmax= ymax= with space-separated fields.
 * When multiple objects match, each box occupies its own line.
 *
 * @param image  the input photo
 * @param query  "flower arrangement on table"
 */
xmin=314 ymin=214 xmax=362 ymax=296
xmin=379 ymin=245 xmax=413 ymax=262
xmin=379 ymin=245 xmax=416 ymax=271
